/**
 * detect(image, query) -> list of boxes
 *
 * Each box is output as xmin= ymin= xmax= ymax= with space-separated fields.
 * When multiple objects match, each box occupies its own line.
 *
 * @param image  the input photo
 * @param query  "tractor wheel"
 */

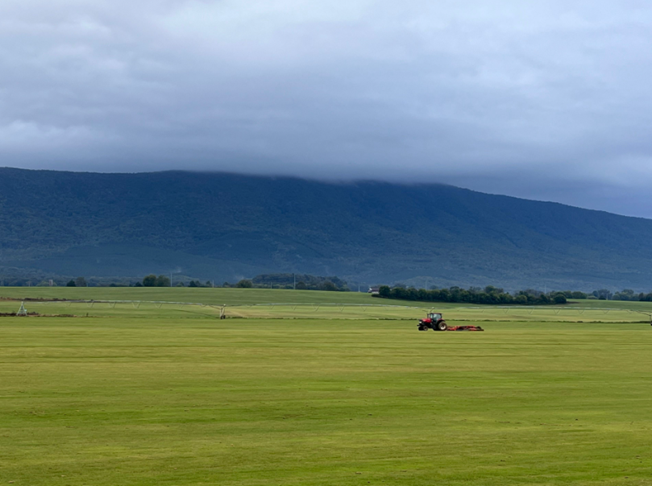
xmin=417 ymin=324 xmax=427 ymax=331
xmin=436 ymin=320 xmax=448 ymax=331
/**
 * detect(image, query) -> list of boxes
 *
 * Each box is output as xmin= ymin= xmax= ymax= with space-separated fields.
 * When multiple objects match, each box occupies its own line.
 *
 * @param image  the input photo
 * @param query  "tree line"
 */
xmin=372 ymin=284 xmax=652 ymax=305
xmin=576 ymin=289 xmax=652 ymax=301
xmin=59 ymin=273 xmax=349 ymax=291
xmin=532 ymin=288 xmax=652 ymax=301
xmin=374 ymin=285 xmax=568 ymax=305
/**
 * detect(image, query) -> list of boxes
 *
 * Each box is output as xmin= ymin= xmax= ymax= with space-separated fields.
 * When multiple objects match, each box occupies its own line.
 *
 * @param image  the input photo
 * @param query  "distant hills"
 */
xmin=1 ymin=167 xmax=652 ymax=290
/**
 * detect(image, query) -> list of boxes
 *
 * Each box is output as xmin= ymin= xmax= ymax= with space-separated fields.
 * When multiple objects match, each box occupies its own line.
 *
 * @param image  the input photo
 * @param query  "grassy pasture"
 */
xmin=0 ymin=300 xmax=646 ymax=323
xmin=1 ymin=287 xmax=648 ymax=323
xmin=1 ymin=289 xmax=652 ymax=485
xmin=0 ymin=287 xmax=383 ymax=306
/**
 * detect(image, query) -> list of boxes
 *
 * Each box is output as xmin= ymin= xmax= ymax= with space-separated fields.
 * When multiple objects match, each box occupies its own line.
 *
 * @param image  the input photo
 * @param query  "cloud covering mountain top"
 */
xmin=2 ymin=1 xmax=652 ymax=215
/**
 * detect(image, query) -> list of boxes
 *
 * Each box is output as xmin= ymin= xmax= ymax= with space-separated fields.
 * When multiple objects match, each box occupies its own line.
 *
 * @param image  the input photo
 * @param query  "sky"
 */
xmin=2 ymin=0 xmax=652 ymax=217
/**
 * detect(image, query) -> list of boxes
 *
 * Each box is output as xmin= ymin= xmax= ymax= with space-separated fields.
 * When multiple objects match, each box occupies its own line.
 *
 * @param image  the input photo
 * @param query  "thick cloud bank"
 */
xmin=2 ymin=1 xmax=652 ymax=216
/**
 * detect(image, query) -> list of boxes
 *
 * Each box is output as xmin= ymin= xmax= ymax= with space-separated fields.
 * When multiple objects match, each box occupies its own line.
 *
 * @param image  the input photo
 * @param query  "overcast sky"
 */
xmin=2 ymin=1 xmax=652 ymax=217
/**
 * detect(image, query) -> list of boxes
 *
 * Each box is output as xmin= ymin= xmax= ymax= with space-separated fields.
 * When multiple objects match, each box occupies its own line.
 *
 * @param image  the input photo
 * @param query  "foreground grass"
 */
xmin=1 ymin=314 xmax=652 ymax=485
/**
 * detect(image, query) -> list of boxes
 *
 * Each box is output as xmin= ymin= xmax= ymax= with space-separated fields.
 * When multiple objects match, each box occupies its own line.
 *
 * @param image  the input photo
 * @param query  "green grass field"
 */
xmin=2 ymin=288 xmax=652 ymax=485
xmin=0 ymin=287 xmax=383 ymax=306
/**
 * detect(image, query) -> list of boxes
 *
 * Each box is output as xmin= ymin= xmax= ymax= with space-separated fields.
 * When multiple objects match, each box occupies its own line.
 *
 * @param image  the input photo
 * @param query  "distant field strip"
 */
xmin=1 ymin=298 xmax=649 ymax=322
xmin=0 ymin=300 xmax=427 ymax=320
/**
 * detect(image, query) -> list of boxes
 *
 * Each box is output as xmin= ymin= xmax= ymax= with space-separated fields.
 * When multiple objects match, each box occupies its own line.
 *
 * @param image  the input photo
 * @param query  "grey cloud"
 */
xmin=2 ymin=1 xmax=652 ymax=215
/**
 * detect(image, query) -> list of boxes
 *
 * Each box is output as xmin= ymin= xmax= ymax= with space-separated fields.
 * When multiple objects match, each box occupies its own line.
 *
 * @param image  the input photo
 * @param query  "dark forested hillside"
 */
xmin=1 ymin=167 xmax=652 ymax=290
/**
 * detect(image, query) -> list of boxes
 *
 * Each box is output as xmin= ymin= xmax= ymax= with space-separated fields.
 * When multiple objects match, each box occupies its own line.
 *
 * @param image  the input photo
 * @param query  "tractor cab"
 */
xmin=418 ymin=312 xmax=448 ymax=331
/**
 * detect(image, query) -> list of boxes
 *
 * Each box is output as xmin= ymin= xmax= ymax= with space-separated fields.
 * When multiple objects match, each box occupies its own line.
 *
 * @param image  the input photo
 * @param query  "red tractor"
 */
xmin=418 ymin=312 xmax=448 ymax=331
xmin=418 ymin=313 xmax=484 ymax=332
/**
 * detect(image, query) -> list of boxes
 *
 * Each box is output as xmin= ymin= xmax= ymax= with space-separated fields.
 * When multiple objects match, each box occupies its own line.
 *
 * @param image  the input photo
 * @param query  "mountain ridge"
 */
xmin=1 ymin=167 xmax=651 ymax=290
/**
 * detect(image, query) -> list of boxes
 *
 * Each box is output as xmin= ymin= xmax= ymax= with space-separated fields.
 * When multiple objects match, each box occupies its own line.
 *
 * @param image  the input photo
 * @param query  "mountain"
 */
xmin=1 ymin=167 xmax=651 ymax=290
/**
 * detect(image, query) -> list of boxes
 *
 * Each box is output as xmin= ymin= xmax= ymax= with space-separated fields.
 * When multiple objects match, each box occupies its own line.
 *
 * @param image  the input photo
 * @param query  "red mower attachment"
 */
xmin=446 ymin=325 xmax=484 ymax=331
xmin=417 ymin=313 xmax=484 ymax=332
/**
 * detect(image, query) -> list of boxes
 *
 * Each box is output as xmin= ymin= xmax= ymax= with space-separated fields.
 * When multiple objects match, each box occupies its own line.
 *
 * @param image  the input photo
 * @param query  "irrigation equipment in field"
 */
xmin=17 ymin=301 xmax=27 ymax=316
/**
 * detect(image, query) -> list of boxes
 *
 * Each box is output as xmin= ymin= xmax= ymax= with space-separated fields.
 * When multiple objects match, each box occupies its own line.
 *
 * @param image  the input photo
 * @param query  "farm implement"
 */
xmin=417 ymin=312 xmax=484 ymax=331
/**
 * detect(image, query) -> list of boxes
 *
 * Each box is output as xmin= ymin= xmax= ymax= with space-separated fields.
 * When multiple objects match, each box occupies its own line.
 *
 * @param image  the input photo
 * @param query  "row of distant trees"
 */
xmin=373 ymin=285 xmax=652 ymax=304
xmin=375 ymin=285 xmax=568 ymax=305
xmin=60 ymin=273 xmax=348 ymax=291
xmin=66 ymin=277 xmax=88 ymax=287
xmin=552 ymin=289 xmax=652 ymax=301
xmin=230 ymin=274 xmax=349 ymax=291
xmin=66 ymin=275 xmax=179 ymax=287
xmin=139 ymin=275 xmax=216 ymax=287
xmin=250 ymin=273 xmax=349 ymax=291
